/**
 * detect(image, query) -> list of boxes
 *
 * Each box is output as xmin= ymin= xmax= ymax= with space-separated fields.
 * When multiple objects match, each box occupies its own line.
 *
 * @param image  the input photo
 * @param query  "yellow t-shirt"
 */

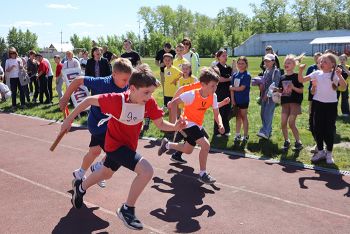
xmin=164 ymin=66 xmax=182 ymax=97
xmin=173 ymin=57 xmax=188 ymax=70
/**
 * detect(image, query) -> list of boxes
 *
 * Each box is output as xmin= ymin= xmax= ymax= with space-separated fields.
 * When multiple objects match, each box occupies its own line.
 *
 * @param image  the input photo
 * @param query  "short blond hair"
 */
xmin=112 ymin=58 xmax=133 ymax=73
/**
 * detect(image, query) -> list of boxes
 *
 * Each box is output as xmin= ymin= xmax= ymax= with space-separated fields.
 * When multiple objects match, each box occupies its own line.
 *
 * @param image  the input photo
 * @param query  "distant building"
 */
xmin=234 ymin=30 xmax=350 ymax=56
xmin=41 ymin=43 xmax=74 ymax=58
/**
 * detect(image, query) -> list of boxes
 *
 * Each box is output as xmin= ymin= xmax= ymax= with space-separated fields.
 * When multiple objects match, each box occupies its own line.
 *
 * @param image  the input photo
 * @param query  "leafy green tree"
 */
xmin=196 ymin=29 xmax=225 ymax=56
xmin=0 ymin=37 xmax=7 ymax=55
xmin=7 ymin=27 xmax=38 ymax=55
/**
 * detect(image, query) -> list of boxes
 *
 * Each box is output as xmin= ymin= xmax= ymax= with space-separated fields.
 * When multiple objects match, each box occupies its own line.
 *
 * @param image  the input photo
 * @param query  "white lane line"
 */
xmin=1 ymin=128 xmax=350 ymax=220
xmin=0 ymin=168 xmax=166 ymax=234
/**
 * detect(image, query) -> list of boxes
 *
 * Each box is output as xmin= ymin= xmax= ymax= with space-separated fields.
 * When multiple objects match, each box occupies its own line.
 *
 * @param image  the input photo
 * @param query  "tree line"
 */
xmin=1 ymin=0 xmax=350 ymax=57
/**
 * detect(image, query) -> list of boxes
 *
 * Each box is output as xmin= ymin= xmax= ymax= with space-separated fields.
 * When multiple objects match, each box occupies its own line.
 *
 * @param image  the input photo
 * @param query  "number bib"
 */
xmin=98 ymin=93 xmax=145 ymax=127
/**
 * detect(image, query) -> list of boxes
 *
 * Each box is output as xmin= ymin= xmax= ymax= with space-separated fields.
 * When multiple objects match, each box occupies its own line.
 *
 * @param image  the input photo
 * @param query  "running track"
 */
xmin=0 ymin=112 xmax=350 ymax=234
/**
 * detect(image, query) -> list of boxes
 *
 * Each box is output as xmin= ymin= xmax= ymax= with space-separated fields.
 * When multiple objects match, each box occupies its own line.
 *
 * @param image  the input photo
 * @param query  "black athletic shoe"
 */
xmin=294 ymin=141 xmax=303 ymax=150
xmin=198 ymin=172 xmax=216 ymax=185
xmin=170 ymin=152 xmax=187 ymax=164
xmin=282 ymin=140 xmax=291 ymax=150
xmin=72 ymin=179 xmax=85 ymax=209
xmin=117 ymin=204 xmax=143 ymax=230
xmin=158 ymin=138 xmax=168 ymax=156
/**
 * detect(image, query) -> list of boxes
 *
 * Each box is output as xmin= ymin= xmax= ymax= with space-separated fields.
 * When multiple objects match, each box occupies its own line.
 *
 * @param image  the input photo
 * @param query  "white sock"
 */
xmin=165 ymin=143 xmax=170 ymax=150
xmin=79 ymin=168 xmax=86 ymax=176
xmin=199 ymin=170 xmax=206 ymax=177
xmin=235 ymin=133 xmax=240 ymax=137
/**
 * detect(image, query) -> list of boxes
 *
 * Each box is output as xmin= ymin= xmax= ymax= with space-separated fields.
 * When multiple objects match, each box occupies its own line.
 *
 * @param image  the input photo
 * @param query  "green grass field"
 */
xmin=1 ymin=56 xmax=350 ymax=171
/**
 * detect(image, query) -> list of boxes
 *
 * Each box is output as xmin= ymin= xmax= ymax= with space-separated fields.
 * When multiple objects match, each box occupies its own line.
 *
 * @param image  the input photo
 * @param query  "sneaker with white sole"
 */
xmin=198 ymin=172 xmax=216 ymax=185
xmin=72 ymin=179 xmax=86 ymax=209
xmin=117 ymin=204 xmax=143 ymax=230
xmin=170 ymin=152 xmax=187 ymax=164
xmin=325 ymin=151 xmax=335 ymax=164
xmin=90 ymin=162 xmax=106 ymax=188
xmin=311 ymin=150 xmax=326 ymax=163
xmin=158 ymin=138 xmax=168 ymax=156
xmin=257 ymin=132 xmax=269 ymax=139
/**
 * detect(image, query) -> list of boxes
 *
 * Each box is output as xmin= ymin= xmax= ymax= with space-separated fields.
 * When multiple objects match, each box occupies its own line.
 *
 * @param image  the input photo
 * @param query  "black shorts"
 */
xmin=181 ymin=125 xmax=206 ymax=146
xmin=104 ymin=146 xmax=142 ymax=172
xmin=164 ymin=96 xmax=172 ymax=107
xmin=89 ymin=133 xmax=106 ymax=151
xmin=236 ymin=103 xmax=249 ymax=109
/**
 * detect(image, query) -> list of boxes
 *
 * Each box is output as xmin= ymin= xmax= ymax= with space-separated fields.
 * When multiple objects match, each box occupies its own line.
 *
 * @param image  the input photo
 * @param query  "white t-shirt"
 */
xmin=179 ymin=90 xmax=218 ymax=128
xmin=183 ymin=51 xmax=199 ymax=76
xmin=309 ymin=70 xmax=339 ymax=103
xmin=43 ymin=58 xmax=53 ymax=76
xmin=5 ymin=58 xmax=22 ymax=78
xmin=63 ymin=58 xmax=81 ymax=69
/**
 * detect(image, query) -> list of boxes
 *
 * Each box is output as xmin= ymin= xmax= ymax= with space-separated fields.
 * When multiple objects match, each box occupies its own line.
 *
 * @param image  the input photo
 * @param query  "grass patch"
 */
xmin=1 ymin=56 xmax=350 ymax=171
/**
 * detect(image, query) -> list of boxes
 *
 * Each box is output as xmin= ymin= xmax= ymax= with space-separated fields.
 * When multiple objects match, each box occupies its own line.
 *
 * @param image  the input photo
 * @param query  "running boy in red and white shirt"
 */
xmin=158 ymin=67 xmax=227 ymax=184
xmin=60 ymin=64 xmax=187 ymax=230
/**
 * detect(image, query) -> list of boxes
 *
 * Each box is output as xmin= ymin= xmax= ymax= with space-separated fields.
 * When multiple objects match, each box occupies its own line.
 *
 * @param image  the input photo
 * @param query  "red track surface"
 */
xmin=1 ymin=112 xmax=350 ymax=233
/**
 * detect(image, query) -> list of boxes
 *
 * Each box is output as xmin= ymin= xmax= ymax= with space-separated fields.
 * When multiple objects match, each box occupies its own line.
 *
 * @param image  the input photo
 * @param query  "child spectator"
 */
xmin=257 ymin=54 xmax=281 ymax=139
xmin=163 ymin=53 xmax=182 ymax=123
xmin=62 ymin=64 xmax=186 ymax=230
xmin=0 ymin=79 xmax=11 ymax=102
xmin=215 ymin=49 xmax=233 ymax=137
xmin=337 ymin=54 xmax=350 ymax=116
xmin=306 ymin=52 xmax=322 ymax=132
xmin=173 ymin=43 xmax=188 ymax=70
xmin=35 ymin=54 xmax=50 ymax=104
xmin=278 ymin=55 xmax=304 ymax=150
xmin=229 ymin=56 xmax=251 ymax=143
xmin=298 ymin=53 xmax=347 ymax=164
xmin=158 ymin=67 xmax=227 ymax=184
xmin=54 ymin=55 xmax=64 ymax=99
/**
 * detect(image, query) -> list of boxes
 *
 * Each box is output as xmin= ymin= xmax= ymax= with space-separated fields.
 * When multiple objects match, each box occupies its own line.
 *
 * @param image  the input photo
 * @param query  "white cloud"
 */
xmin=0 ymin=21 xmax=52 ymax=28
xmin=68 ymin=22 xmax=104 ymax=28
xmin=47 ymin=3 xmax=78 ymax=10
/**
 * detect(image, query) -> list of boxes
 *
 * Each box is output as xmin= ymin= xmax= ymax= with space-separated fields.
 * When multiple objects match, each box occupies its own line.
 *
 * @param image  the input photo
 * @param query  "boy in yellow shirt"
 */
xmin=163 ymin=53 xmax=182 ymax=123
xmin=173 ymin=43 xmax=188 ymax=70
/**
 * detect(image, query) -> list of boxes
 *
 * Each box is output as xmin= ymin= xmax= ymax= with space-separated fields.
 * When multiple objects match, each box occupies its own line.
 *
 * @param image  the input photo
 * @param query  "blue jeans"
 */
xmin=259 ymin=98 xmax=276 ymax=137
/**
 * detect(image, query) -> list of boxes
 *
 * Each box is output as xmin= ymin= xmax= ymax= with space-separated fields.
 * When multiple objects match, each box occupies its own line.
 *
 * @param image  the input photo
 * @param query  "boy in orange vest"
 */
xmin=158 ymin=67 xmax=227 ymax=184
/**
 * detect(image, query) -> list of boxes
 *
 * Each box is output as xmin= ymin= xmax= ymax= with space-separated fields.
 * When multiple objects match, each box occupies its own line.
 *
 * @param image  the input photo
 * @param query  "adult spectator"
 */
xmin=155 ymin=42 xmax=176 ymax=90
xmin=121 ymin=39 xmax=141 ymax=67
xmin=43 ymin=56 xmax=54 ymax=102
xmin=102 ymin=45 xmax=113 ymax=63
xmin=1 ymin=51 xmax=8 ymax=85
xmin=27 ymin=50 xmax=38 ymax=99
xmin=80 ymin=49 xmax=89 ymax=75
xmin=191 ymin=47 xmax=200 ymax=66
xmin=181 ymin=38 xmax=199 ymax=76
xmin=35 ymin=54 xmax=50 ymax=104
xmin=5 ymin=47 xmax=25 ymax=109
xmin=259 ymin=45 xmax=281 ymax=75
xmin=85 ymin=47 xmax=111 ymax=77
xmin=63 ymin=50 xmax=81 ymax=69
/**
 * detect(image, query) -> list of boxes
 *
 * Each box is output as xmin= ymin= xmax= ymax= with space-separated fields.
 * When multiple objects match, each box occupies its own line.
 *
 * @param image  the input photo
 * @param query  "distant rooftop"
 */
xmin=310 ymin=36 xmax=350 ymax=44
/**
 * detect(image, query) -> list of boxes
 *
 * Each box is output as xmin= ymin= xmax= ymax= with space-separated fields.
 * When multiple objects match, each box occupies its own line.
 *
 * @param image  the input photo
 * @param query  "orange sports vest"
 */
xmin=183 ymin=90 xmax=213 ymax=126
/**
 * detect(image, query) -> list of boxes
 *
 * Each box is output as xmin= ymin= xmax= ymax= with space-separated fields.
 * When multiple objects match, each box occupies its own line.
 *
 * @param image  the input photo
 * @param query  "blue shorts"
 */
xmin=104 ymin=146 xmax=142 ymax=172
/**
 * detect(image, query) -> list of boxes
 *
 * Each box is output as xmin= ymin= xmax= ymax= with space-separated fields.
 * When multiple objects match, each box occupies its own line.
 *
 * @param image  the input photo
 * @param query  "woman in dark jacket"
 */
xmin=85 ymin=47 xmax=111 ymax=77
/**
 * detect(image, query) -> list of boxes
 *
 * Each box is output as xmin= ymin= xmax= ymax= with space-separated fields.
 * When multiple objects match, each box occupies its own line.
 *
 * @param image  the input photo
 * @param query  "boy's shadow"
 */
xmin=150 ymin=164 xmax=216 ymax=233
xmin=52 ymin=197 xmax=109 ymax=234
xmin=299 ymin=171 xmax=350 ymax=197
xmin=247 ymin=138 xmax=281 ymax=158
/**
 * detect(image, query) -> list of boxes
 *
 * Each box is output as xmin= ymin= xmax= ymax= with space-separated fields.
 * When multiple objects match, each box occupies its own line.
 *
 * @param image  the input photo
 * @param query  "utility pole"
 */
xmin=60 ymin=30 xmax=63 ymax=52
xmin=137 ymin=17 xmax=141 ymax=54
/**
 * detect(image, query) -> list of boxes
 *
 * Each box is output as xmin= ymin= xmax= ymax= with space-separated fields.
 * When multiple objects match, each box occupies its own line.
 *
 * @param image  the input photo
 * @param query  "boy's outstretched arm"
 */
xmin=60 ymin=95 xmax=99 ymax=134
xmin=152 ymin=115 xmax=187 ymax=132
xmin=213 ymin=108 xmax=225 ymax=134
xmin=59 ymin=76 xmax=85 ymax=111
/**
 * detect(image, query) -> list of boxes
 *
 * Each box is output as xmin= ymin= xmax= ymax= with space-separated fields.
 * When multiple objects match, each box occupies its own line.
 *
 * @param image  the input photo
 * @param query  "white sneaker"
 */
xmin=325 ymin=151 xmax=335 ymax=164
xmin=311 ymin=150 xmax=326 ymax=163
xmin=90 ymin=162 xmax=106 ymax=188
xmin=257 ymin=132 xmax=269 ymax=139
